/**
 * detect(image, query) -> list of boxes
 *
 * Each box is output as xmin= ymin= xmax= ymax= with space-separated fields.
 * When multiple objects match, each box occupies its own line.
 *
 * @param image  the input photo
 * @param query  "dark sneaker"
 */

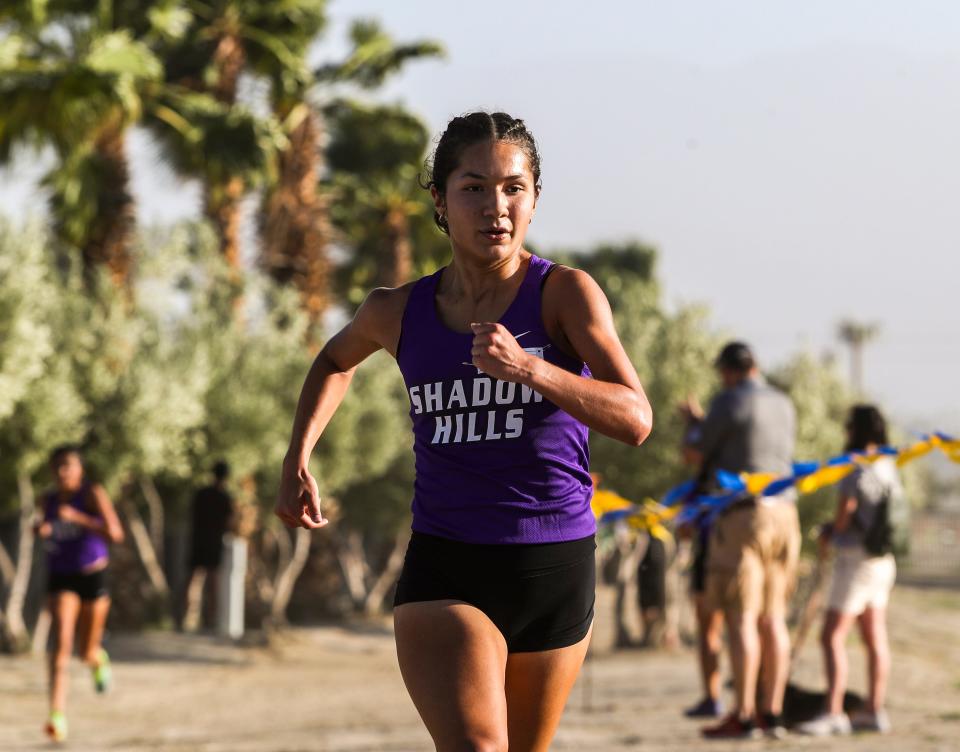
xmin=684 ymin=696 xmax=725 ymax=718
xmin=759 ymin=711 xmax=789 ymax=739
xmin=702 ymin=713 xmax=762 ymax=739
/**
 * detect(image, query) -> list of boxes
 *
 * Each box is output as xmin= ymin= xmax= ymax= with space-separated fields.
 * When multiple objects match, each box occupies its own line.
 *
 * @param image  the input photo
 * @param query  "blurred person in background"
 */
xmin=179 ymin=460 xmax=235 ymax=632
xmin=796 ymin=405 xmax=900 ymax=736
xmin=636 ymin=525 xmax=678 ymax=650
xmin=36 ymin=445 xmax=124 ymax=743
xmin=684 ymin=342 xmax=799 ymax=740
xmin=679 ymin=396 xmax=726 ymax=719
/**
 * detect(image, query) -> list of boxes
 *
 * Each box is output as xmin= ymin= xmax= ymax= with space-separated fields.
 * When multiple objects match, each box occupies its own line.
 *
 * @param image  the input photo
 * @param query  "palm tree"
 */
xmin=0 ymin=6 xmax=166 ymax=289
xmin=326 ymin=100 xmax=449 ymax=305
xmin=156 ymin=1 xmax=326 ymax=271
xmin=837 ymin=319 xmax=880 ymax=395
xmin=0 ymin=1 xmax=273 ymax=289
xmin=314 ymin=19 xmax=444 ymax=90
xmin=145 ymin=86 xmax=284 ymax=272
xmin=260 ymin=18 xmax=443 ymax=325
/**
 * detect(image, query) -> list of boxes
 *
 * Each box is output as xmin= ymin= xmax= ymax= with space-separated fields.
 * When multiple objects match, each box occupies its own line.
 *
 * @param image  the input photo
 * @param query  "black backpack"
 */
xmin=858 ymin=475 xmax=909 ymax=558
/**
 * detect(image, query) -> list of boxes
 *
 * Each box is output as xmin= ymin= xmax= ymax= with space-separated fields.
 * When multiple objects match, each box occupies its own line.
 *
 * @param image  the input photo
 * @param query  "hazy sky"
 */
xmin=2 ymin=1 xmax=958 ymax=427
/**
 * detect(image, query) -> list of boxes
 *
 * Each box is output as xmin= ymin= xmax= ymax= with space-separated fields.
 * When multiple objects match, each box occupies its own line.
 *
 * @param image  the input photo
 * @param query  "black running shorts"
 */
xmin=394 ymin=531 xmax=596 ymax=653
xmin=47 ymin=569 xmax=109 ymax=601
xmin=638 ymin=536 xmax=667 ymax=611
xmin=691 ymin=528 xmax=710 ymax=595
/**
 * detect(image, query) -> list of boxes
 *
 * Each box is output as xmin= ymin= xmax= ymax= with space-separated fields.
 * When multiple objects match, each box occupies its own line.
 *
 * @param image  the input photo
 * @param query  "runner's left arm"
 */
xmin=470 ymin=267 xmax=652 ymax=445
xmin=57 ymin=485 xmax=125 ymax=543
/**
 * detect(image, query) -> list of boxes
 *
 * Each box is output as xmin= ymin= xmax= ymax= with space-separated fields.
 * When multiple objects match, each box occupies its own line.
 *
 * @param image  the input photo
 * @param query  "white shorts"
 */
xmin=827 ymin=546 xmax=896 ymax=614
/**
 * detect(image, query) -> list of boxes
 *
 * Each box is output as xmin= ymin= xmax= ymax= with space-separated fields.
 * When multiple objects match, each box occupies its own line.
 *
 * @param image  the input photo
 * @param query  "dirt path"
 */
xmin=1 ymin=584 xmax=958 ymax=751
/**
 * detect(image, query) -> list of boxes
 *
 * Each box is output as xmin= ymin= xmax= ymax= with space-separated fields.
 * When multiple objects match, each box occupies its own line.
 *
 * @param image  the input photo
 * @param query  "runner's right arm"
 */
xmin=275 ymin=286 xmax=409 ymax=530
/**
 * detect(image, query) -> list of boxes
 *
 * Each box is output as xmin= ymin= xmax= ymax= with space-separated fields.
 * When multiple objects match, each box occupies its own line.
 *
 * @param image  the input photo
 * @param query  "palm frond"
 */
xmin=145 ymin=88 xmax=285 ymax=188
xmin=85 ymin=30 xmax=164 ymax=79
xmin=316 ymin=18 xmax=443 ymax=89
xmin=324 ymin=98 xmax=428 ymax=176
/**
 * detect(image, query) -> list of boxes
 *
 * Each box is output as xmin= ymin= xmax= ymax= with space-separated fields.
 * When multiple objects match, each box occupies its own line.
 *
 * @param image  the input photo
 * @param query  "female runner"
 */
xmin=276 ymin=112 xmax=652 ymax=751
xmin=37 ymin=445 xmax=123 ymax=742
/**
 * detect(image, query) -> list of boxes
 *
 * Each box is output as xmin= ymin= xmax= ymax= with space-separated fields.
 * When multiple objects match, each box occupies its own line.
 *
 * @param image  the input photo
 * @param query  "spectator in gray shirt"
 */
xmin=684 ymin=342 xmax=800 ymax=740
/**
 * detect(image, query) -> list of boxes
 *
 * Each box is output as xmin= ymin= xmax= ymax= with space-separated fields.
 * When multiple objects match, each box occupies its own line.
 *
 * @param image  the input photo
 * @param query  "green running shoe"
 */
xmin=92 ymin=647 xmax=112 ymax=693
xmin=45 ymin=710 xmax=68 ymax=742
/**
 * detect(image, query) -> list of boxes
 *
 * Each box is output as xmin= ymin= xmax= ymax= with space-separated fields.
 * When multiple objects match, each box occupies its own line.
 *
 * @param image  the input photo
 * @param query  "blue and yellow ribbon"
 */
xmin=595 ymin=432 xmax=959 ymax=531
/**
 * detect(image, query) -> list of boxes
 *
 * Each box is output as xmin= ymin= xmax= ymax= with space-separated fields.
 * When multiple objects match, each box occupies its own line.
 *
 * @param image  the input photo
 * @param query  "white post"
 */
xmin=217 ymin=535 xmax=247 ymax=639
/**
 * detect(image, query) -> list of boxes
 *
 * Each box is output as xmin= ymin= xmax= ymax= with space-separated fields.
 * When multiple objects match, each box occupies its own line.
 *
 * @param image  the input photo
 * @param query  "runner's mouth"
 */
xmin=480 ymin=227 xmax=510 ymax=241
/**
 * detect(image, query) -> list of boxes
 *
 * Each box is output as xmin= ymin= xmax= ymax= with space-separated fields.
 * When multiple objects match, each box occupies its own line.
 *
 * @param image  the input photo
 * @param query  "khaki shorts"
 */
xmin=827 ymin=546 xmax=895 ymax=614
xmin=705 ymin=501 xmax=801 ymax=616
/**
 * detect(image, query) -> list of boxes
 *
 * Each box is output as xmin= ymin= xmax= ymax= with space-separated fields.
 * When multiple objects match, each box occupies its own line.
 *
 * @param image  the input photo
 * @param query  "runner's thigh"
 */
xmin=504 ymin=627 xmax=593 ymax=752
xmin=395 ymin=600 xmax=509 ymax=751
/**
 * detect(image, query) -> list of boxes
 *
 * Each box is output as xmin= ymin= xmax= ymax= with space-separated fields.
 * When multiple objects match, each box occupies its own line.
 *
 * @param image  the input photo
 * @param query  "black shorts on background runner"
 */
xmin=691 ymin=532 xmax=709 ymax=595
xmin=638 ymin=536 xmax=667 ymax=611
xmin=394 ymin=531 xmax=596 ymax=653
xmin=47 ymin=569 xmax=108 ymax=601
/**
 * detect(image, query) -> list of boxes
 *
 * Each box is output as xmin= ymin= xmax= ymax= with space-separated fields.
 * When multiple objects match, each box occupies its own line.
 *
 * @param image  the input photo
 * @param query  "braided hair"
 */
xmin=423 ymin=112 xmax=542 ymax=235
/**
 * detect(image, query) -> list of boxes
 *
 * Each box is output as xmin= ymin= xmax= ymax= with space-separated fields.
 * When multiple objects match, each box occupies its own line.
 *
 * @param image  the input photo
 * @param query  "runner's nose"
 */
xmin=481 ymin=187 xmax=509 ymax=218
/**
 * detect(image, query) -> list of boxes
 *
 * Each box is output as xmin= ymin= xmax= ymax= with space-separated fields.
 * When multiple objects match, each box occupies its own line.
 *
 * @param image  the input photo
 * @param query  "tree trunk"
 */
xmin=205 ymin=175 xmax=246 ymax=271
xmin=270 ymin=528 xmax=311 ymax=624
xmin=120 ymin=494 xmax=169 ymax=598
xmin=377 ymin=204 xmax=412 ymax=289
xmin=335 ymin=530 xmax=370 ymax=610
xmin=260 ymin=103 xmax=331 ymax=328
xmin=1 ymin=474 xmax=37 ymax=653
xmin=614 ymin=531 xmax=648 ymax=648
xmin=211 ymin=33 xmax=244 ymax=105
xmin=363 ymin=529 xmax=409 ymax=616
xmin=660 ymin=534 xmax=681 ymax=650
xmin=138 ymin=476 xmax=165 ymax=564
xmin=0 ymin=539 xmax=14 ymax=586
xmin=82 ymin=119 xmax=135 ymax=292
xmin=205 ymin=31 xmax=247 ymax=274
xmin=31 ymin=610 xmax=51 ymax=656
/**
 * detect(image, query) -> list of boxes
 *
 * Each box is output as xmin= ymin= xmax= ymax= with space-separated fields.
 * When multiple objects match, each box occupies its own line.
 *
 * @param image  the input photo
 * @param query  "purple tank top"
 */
xmin=44 ymin=485 xmax=109 ymax=574
xmin=397 ymin=253 xmax=596 ymax=544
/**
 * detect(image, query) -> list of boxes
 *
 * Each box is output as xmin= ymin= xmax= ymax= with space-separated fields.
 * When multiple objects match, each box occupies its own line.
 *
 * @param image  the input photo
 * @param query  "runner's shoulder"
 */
xmin=351 ymin=281 xmax=419 ymax=352
xmin=356 ymin=281 xmax=417 ymax=325
xmin=542 ymin=264 xmax=608 ymax=315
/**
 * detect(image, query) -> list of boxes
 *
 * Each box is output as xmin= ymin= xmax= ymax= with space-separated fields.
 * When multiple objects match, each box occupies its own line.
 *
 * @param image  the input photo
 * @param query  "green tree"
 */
xmin=0 ymin=220 xmax=89 ymax=650
xmin=326 ymin=99 xmax=449 ymax=306
xmin=150 ymin=1 xmax=317 ymax=267
xmin=0 ymin=1 xmax=277 ymax=290
xmin=768 ymin=351 xmax=853 ymax=546
xmin=836 ymin=319 xmax=880 ymax=396
xmin=260 ymin=17 xmax=444 ymax=325
xmin=0 ymin=4 xmax=166 ymax=287
xmin=558 ymin=243 xmax=723 ymax=501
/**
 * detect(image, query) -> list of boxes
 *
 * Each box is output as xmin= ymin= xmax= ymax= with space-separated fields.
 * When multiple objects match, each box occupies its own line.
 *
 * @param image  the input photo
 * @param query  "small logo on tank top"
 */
xmin=465 ymin=344 xmax=550 ymax=375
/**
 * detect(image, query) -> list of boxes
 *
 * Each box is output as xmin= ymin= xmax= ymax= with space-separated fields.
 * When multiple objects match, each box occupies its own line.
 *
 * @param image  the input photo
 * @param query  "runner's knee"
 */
xmin=51 ymin=650 xmax=71 ymax=672
xmin=445 ymin=730 xmax=508 ymax=752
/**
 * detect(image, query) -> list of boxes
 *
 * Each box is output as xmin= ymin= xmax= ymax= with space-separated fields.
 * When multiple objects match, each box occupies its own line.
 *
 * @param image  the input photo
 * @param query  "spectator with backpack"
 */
xmin=797 ymin=404 xmax=903 ymax=736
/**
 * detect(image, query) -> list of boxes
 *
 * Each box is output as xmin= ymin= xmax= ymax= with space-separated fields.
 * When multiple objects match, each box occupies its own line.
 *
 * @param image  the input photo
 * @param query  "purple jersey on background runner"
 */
xmin=44 ymin=486 xmax=109 ymax=574
xmin=397 ymin=253 xmax=595 ymax=544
